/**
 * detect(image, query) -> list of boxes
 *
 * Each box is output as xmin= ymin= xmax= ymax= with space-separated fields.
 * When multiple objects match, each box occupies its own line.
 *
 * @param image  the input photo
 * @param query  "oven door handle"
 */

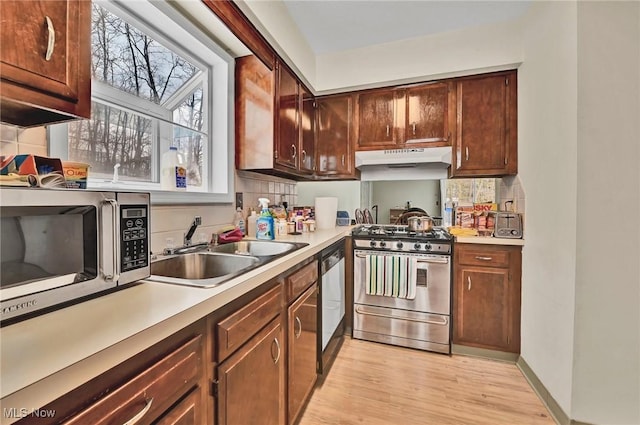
xmin=354 ymin=306 xmax=449 ymax=326
xmin=355 ymin=253 xmax=449 ymax=264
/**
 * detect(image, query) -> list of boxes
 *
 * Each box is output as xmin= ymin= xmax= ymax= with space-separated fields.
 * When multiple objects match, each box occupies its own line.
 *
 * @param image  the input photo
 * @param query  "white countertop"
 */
xmin=455 ymin=236 xmax=525 ymax=246
xmin=0 ymin=226 xmax=352 ymax=422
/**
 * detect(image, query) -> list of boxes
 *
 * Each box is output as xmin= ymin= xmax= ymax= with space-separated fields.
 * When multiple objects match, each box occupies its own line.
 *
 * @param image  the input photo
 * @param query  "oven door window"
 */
xmin=1 ymin=206 xmax=98 ymax=290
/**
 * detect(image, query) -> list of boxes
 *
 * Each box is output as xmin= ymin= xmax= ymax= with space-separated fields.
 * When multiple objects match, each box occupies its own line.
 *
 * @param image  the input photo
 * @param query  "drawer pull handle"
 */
xmin=412 ymin=122 xmax=416 ymax=135
xmin=474 ymin=256 xmax=493 ymax=261
xmin=301 ymin=149 xmax=307 ymax=162
xmin=386 ymin=124 xmax=390 ymax=137
xmin=123 ymin=397 xmax=153 ymax=425
xmin=45 ymin=16 xmax=55 ymax=61
xmin=291 ymin=144 xmax=297 ymax=159
xmin=271 ymin=337 xmax=281 ymax=364
xmin=465 ymin=147 xmax=469 ymax=161
xmin=467 ymin=276 xmax=472 ymax=291
xmin=341 ymin=154 xmax=345 ymax=166
xmin=295 ymin=316 xmax=302 ymax=338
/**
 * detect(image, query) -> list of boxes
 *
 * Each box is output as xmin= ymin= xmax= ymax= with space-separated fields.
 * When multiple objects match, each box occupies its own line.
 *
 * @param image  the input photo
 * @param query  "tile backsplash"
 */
xmin=498 ymin=175 xmax=525 ymax=213
xmin=149 ymin=170 xmax=297 ymax=254
xmin=0 ymin=124 xmax=47 ymax=157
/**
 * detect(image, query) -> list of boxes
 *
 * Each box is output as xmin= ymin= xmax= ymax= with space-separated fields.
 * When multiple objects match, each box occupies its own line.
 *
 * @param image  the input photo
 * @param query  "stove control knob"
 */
xmin=379 ymin=241 xmax=387 ymax=248
xmin=370 ymin=240 xmax=377 ymax=248
xmin=396 ymin=242 xmax=403 ymax=249
xmin=414 ymin=243 xmax=421 ymax=250
xmin=424 ymin=243 xmax=432 ymax=251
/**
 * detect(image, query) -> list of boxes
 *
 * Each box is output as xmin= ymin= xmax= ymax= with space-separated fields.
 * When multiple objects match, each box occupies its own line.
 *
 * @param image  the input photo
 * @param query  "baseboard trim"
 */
xmin=516 ymin=356 xmax=572 ymax=425
xmin=451 ymin=344 xmax=519 ymax=363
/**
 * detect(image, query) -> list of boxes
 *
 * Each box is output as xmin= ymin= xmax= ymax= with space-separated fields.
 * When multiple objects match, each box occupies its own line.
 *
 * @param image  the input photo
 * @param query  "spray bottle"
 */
xmin=256 ymin=198 xmax=274 ymax=240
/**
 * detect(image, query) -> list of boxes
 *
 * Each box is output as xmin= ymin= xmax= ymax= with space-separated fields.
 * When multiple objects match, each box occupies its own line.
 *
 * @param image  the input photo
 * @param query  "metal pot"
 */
xmin=407 ymin=215 xmax=434 ymax=232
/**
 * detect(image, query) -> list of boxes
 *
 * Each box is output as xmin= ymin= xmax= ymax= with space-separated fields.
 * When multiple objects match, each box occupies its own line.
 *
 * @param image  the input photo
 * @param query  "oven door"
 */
xmin=0 ymin=188 xmax=118 ymax=322
xmin=353 ymin=249 xmax=451 ymax=315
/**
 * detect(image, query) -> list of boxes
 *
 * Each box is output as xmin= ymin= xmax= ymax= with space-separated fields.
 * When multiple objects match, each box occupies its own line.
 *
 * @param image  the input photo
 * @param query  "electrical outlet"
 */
xmin=235 ymin=192 xmax=243 ymax=210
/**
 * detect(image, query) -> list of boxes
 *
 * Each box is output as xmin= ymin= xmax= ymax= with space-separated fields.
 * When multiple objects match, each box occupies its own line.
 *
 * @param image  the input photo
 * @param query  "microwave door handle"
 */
xmin=103 ymin=199 xmax=120 ymax=282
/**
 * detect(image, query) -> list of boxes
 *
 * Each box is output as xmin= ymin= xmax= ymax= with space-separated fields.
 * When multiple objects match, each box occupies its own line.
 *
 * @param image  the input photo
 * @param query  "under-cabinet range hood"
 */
xmin=354 ymin=147 xmax=452 ymax=181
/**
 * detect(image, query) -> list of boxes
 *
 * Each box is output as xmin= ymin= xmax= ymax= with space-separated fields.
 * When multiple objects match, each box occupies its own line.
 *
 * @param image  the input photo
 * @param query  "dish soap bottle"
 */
xmin=247 ymin=209 xmax=258 ymax=238
xmin=233 ymin=207 xmax=246 ymax=236
xmin=256 ymin=198 xmax=274 ymax=240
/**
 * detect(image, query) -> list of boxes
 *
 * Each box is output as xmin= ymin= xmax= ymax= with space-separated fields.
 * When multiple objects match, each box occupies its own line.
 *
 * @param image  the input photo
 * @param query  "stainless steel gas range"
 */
xmin=351 ymin=224 xmax=453 ymax=354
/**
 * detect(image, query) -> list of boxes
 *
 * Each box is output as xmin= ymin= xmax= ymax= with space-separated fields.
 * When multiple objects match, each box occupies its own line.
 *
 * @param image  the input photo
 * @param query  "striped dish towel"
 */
xmin=365 ymin=254 xmax=385 ymax=296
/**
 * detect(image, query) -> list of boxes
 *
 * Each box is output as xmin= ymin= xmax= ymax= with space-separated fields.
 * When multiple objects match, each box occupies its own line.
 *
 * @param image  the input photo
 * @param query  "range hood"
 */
xmin=355 ymin=147 xmax=452 ymax=181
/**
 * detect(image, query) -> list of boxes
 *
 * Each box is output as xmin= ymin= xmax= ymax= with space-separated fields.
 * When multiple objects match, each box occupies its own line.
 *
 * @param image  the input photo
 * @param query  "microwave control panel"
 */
xmin=120 ymin=205 xmax=149 ymax=272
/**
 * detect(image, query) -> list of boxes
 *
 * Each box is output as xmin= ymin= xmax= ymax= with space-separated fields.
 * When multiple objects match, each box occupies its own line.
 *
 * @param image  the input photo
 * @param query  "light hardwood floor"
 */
xmin=299 ymin=338 xmax=555 ymax=425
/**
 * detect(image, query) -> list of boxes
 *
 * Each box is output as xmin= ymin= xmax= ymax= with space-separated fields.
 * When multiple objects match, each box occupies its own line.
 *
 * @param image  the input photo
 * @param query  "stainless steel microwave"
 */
xmin=0 ymin=188 xmax=150 ymax=324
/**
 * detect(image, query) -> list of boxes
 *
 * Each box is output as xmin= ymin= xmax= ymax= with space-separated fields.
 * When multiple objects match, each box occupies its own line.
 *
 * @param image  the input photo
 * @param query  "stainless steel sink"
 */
xmin=147 ymin=241 xmax=308 ymax=288
xmin=209 ymin=240 xmax=308 ymax=257
xmin=148 ymin=252 xmax=260 ymax=288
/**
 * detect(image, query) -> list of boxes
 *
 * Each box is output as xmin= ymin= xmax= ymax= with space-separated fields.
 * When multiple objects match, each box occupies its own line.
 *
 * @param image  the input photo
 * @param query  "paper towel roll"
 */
xmin=314 ymin=197 xmax=338 ymax=229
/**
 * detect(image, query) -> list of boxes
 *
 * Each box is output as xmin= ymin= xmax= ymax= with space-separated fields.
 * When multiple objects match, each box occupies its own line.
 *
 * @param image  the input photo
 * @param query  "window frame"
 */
xmin=49 ymin=0 xmax=235 ymax=204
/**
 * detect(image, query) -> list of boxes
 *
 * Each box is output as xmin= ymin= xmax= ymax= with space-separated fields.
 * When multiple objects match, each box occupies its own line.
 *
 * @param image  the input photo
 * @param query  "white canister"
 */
xmin=314 ymin=197 xmax=338 ymax=230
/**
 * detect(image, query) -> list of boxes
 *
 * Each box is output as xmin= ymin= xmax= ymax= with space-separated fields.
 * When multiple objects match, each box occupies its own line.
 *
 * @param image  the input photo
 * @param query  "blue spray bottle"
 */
xmin=256 ymin=198 xmax=275 ymax=240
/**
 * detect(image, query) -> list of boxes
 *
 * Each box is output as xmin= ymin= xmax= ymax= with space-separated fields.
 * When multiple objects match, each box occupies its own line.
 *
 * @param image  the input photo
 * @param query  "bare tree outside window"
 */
xmin=68 ymin=4 xmax=206 ymax=187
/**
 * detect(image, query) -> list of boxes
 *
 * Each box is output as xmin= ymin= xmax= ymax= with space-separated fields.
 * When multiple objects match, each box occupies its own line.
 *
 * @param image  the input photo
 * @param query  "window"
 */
xmin=50 ymin=0 xmax=233 ymax=203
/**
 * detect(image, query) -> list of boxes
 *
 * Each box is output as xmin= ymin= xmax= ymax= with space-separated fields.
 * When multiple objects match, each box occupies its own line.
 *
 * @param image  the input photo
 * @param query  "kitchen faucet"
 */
xmin=184 ymin=216 xmax=202 ymax=246
xmin=163 ymin=216 xmax=209 ymax=255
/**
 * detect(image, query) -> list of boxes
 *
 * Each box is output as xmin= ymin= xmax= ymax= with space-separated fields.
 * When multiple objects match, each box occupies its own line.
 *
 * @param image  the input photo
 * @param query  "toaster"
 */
xmin=492 ymin=212 xmax=523 ymax=239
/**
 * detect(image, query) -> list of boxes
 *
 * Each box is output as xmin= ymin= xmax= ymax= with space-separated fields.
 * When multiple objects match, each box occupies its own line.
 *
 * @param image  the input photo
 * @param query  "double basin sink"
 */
xmin=147 ymin=240 xmax=309 ymax=288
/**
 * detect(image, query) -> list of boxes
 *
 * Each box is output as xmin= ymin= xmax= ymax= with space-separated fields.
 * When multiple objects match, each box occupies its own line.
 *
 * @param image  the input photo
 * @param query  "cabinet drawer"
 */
xmin=217 ymin=284 xmax=282 ymax=361
xmin=64 ymin=335 xmax=202 ymax=425
xmin=287 ymin=260 xmax=318 ymax=302
xmin=456 ymin=245 xmax=512 ymax=268
xmin=155 ymin=387 xmax=202 ymax=425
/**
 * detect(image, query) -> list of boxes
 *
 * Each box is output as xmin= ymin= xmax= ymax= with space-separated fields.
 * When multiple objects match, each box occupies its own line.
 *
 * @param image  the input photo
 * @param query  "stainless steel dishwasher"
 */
xmin=317 ymin=240 xmax=345 ymax=375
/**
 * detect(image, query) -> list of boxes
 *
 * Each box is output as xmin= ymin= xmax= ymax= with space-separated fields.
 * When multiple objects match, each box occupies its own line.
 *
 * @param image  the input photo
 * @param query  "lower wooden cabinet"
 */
xmin=288 ymin=283 xmax=318 ymax=424
xmin=155 ymin=388 xmax=203 ymax=425
xmin=217 ymin=317 xmax=285 ymax=425
xmin=453 ymin=243 xmax=522 ymax=353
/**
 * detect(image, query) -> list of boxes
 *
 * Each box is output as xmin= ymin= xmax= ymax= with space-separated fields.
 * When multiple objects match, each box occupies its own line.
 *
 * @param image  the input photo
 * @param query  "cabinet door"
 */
xmin=299 ymin=85 xmax=315 ymax=174
xmin=0 ymin=0 xmax=90 ymax=126
xmin=235 ymin=55 xmax=275 ymax=170
xmin=218 ymin=317 xmax=285 ymax=425
xmin=405 ymin=82 xmax=455 ymax=146
xmin=288 ymin=284 xmax=318 ymax=424
xmin=451 ymin=72 xmax=517 ymax=177
xmin=276 ymin=63 xmax=299 ymax=170
xmin=454 ymin=266 xmax=517 ymax=352
xmin=316 ymin=95 xmax=354 ymax=177
xmin=356 ymin=88 xmax=399 ymax=150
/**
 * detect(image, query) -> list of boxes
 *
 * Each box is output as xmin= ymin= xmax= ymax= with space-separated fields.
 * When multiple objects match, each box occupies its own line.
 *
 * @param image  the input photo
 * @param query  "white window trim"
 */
xmin=50 ymin=0 xmax=235 ymax=205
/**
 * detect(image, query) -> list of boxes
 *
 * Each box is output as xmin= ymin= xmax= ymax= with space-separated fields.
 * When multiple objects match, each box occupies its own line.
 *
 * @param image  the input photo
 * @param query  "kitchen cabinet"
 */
xmin=217 ymin=317 xmax=285 ymax=425
xmin=15 ymin=321 xmax=208 ymax=425
xmin=215 ymin=284 xmax=285 ymax=425
xmin=0 ymin=0 xmax=91 ymax=127
xmin=450 ymin=71 xmax=517 ymax=177
xmin=355 ymin=88 xmax=400 ymax=150
xmin=287 ymin=283 xmax=318 ymax=424
xmin=355 ymin=82 xmax=455 ymax=151
xmin=236 ymin=55 xmax=315 ymax=179
xmin=453 ymin=243 xmax=522 ymax=353
xmin=316 ymin=94 xmax=358 ymax=179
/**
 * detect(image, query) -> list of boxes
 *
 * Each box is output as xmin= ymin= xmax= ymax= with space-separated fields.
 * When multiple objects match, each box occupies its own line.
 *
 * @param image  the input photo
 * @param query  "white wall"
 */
xmin=237 ymin=0 xmax=316 ymax=89
xmin=518 ymin=1 xmax=579 ymax=415
xmin=315 ymin=19 xmax=523 ymax=92
xmin=572 ymin=2 xmax=640 ymax=424
xmin=296 ymin=180 xmax=361 ymax=218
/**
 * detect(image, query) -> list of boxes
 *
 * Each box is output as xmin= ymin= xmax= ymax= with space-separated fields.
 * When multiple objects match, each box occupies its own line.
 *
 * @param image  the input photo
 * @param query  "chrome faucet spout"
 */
xmin=184 ymin=216 xmax=202 ymax=246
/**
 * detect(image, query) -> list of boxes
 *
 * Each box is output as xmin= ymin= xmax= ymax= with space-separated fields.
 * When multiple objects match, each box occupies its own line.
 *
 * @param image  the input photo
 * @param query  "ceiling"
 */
xmin=282 ymin=1 xmax=532 ymax=55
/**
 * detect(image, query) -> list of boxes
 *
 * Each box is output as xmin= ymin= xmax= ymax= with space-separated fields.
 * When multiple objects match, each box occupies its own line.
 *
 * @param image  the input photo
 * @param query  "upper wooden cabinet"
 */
xmin=355 ymin=88 xmax=399 ymax=150
xmin=355 ymin=82 xmax=455 ymax=151
xmin=236 ymin=56 xmax=316 ymax=179
xmin=403 ymin=81 xmax=455 ymax=146
xmin=450 ymin=71 xmax=517 ymax=177
xmin=316 ymin=94 xmax=359 ymax=179
xmin=0 ymin=0 xmax=91 ymax=127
